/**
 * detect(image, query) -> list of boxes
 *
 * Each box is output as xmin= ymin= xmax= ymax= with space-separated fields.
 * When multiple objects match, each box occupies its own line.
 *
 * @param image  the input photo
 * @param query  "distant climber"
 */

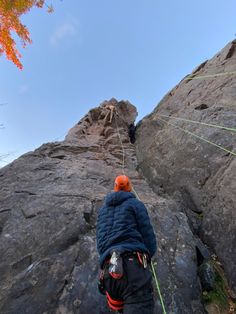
xmin=97 ymin=175 xmax=156 ymax=313
xmin=128 ymin=123 xmax=136 ymax=144
xmin=103 ymin=104 xmax=115 ymax=123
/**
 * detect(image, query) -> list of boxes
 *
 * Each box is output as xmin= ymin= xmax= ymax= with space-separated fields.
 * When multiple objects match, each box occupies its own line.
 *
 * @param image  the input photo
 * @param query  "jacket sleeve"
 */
xmin=133 ymin=199 xmax=157 ymax=257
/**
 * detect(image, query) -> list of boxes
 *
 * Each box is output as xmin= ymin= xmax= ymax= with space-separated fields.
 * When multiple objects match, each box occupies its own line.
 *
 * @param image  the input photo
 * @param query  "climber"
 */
xmin=103 ymin=104 xmax=115 ymax=123
xmin=96 ymin=175 xmax=156 ymax=314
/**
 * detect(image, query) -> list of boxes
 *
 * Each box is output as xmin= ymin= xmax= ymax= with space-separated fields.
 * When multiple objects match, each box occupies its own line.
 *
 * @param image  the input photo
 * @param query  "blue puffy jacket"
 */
xmin=96 ymin=191 xmax=157 ymax=267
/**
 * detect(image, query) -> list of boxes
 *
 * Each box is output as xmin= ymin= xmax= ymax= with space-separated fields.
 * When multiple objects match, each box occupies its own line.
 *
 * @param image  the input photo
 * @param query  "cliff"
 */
xmin=0 ymin=40 xmax=235 ymax=314
xmin=136 ymin=40 xmax=236 ymax=294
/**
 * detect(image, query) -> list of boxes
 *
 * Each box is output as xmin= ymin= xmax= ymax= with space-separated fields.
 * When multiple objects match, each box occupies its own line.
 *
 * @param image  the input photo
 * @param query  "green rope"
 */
xmin=184 ymin=70 xmax=236 ymax=80
xmin=157 ymin=114 xmax=236 ymax=133
xmin=114 ymin=113 xmax=125 ymax=175
xmin=151 ymin=261 xmax=167 ymax=314
xmin=132 ymin=186 xmax=167 ymax=314
xmin=156 ymin=117 xmax=236 ymax=157
xmin=114 ymin=112 xmax=167 ymax=314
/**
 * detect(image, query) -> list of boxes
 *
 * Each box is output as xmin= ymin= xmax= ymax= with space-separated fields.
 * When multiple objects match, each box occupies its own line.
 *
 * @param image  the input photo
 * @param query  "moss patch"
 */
xmin=202 ymin=271 xmax=228 ymax=310
xmin=202 ymin=260 xmax=236 ymax=313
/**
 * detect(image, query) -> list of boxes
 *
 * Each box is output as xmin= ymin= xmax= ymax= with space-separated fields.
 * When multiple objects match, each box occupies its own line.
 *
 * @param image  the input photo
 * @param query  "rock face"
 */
xmin=1 ymin=40 xmax=235 ymax=313
xmin=136 ymin=40 xmax=236 ymax=293
xmin=0 ymin=99 xmax=208 ymax=313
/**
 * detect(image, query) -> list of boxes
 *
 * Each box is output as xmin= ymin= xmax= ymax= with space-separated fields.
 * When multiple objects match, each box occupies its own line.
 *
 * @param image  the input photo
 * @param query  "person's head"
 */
xmin=114 ymin=175 xmax=132 ymax=192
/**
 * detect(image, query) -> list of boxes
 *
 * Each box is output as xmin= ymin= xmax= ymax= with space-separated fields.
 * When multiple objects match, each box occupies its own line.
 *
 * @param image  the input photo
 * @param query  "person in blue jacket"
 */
xmin=97 ymin=175 xmax=157 ymax=314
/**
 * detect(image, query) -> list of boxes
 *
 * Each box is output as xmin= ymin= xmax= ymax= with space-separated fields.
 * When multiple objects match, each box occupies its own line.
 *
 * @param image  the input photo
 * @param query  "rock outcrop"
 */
xmin=136 ymin=40 xmax=236 ymax=294
xmin=1 ymin=39 xmax=235 ymax=314
xmin=0 ymin=99 xmax=208 ymax=313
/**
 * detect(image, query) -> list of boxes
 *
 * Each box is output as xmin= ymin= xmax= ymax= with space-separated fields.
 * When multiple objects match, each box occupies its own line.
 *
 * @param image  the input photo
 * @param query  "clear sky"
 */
xmin=0 ymin=0 xmax=235 ymax=167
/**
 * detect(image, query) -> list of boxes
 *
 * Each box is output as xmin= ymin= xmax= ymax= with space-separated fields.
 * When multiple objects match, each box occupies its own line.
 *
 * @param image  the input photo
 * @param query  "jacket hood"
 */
xmin=105 ymin=191 xmax=136 ymax=207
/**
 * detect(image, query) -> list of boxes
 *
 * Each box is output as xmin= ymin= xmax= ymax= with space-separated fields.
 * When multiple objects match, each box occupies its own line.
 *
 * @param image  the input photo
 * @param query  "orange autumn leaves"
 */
xmin=0 ymin=0 xmax=53 ymax=69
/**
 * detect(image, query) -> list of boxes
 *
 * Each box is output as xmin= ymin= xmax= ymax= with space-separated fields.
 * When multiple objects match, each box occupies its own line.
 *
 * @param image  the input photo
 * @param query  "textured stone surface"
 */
xmin=0 ymin=99 xmax=207 ymax=313
xmin=136 ymin=40 xmax=236 ymax=293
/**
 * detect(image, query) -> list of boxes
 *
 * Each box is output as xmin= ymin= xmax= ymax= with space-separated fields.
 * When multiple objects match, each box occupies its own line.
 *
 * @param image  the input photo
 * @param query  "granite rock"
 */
xmin=0 ymin=99 xmax=206 ymax=313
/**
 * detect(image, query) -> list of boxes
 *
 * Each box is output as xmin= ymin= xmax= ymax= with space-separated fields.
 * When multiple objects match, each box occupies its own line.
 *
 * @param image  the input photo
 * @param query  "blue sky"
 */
xmin=0 ymin=0 xmax=235 ymax=167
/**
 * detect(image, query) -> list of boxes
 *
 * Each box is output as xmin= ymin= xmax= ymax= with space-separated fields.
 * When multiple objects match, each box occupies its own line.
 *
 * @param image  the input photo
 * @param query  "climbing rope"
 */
xmin=184 ymin=70 xmax=236 ymax=81
xmin=112 ymin=106 xmax=236 ymax=313
xmin=113 ymin=112 xmax=168 ymax=314
xmin=156 ymin=116 xmax=236 ymax=157
xmin=114 ymin=113 xmax=126 ymax=175
xmin=132 ymin=186 xmax=167 ymax=314
xmin=151 ymin=262 xmax=167 ymax=314
xmin=156 ymin=114 xmax=236 ymax=133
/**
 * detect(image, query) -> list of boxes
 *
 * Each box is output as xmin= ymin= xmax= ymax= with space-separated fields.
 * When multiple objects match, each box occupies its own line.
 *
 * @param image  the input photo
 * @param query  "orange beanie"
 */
xmin=114 ymin=175 xmax=132 ymax=192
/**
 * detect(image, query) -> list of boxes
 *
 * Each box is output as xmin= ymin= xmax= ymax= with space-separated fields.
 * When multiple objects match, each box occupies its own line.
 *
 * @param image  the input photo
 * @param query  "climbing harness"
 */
xmin=184 ymin=70 xmax=236 ymax=81
xmin=156 ymin=116 xmax=236 ymax=157
xmin=106 ymin=291 xmax=124 ymax=311
xmin=113 ymin=113 xmax=168 ymax=314
xmin=100 ymin=251 xmax=153 ymax=312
